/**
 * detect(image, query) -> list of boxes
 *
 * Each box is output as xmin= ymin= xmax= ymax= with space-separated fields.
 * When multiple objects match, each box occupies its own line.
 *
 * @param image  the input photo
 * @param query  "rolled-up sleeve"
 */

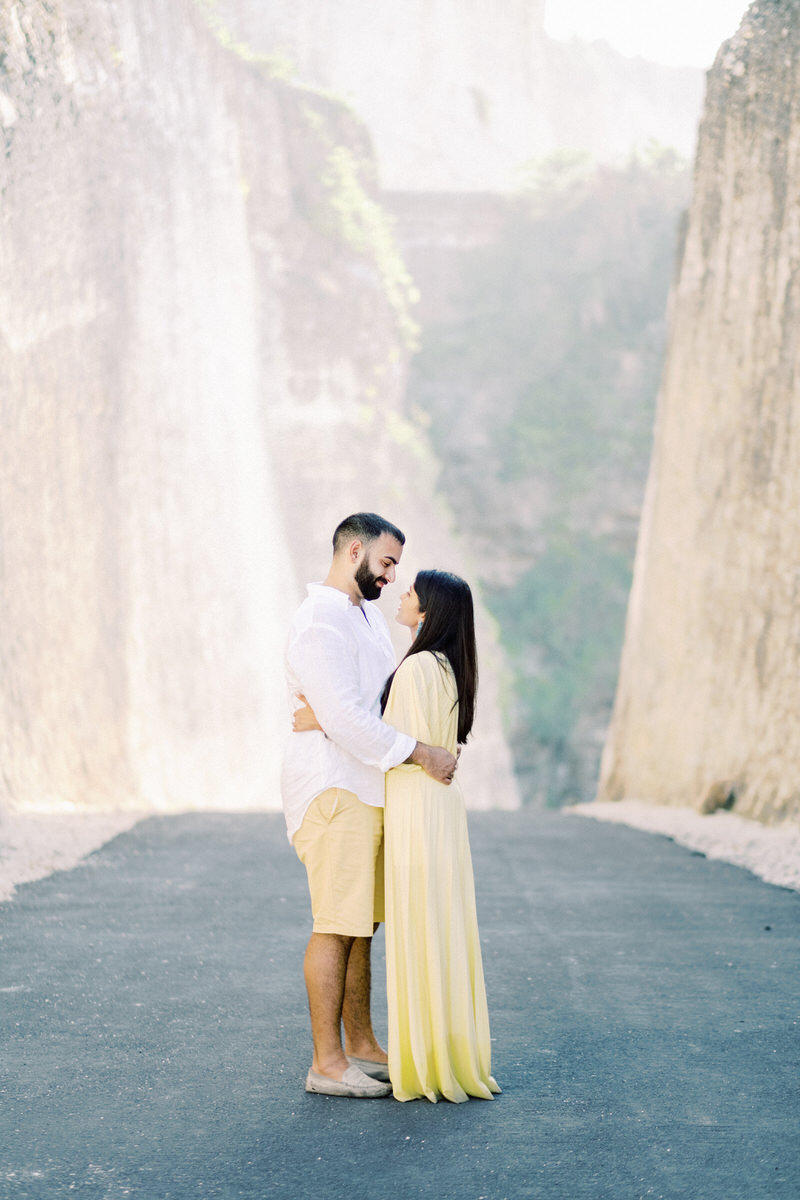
xmin=290 ymin=622 xmax=415 ymax=771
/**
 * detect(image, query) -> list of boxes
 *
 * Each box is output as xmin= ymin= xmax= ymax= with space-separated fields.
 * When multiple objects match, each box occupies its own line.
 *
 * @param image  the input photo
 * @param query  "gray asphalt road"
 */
xmin=0 ymin=810 xmax=797 ymax=1200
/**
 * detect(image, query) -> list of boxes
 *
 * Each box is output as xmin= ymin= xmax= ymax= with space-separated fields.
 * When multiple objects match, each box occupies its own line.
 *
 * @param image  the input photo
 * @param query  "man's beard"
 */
xmin=355 ymin=558 xmax=385 ymax=601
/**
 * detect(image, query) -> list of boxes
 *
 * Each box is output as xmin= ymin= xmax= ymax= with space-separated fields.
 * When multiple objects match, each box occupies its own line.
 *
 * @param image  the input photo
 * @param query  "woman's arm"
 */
xmin=292 ymin=694 xmax=323 ymax=733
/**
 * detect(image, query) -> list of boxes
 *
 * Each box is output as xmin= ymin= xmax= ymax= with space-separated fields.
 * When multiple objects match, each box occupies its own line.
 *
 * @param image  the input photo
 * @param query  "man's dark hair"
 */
xmin=332 ymin=512 xmax=405 ymax=553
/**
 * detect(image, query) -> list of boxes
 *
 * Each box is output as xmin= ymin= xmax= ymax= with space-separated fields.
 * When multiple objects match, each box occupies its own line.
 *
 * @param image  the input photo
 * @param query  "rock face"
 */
xmin=390 ymin=162 xmax=690 ymax=808
xmin=0 ymin=0 xmax=297 ymax=812
xmin=215 ymin=0 xmax=704 ymax=191
xmin=598 ymin=1 xmax=800 ymax=824
xmin=0 ymin=0 xmax=518 ymax=815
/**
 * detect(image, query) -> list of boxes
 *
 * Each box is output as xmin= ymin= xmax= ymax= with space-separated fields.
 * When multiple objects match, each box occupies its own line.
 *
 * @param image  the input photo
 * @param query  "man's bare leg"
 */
xmin=342 ymin=931 xmax=388 ymax=1063
xmin=304 ymin=931 xmax=353 ymax=1078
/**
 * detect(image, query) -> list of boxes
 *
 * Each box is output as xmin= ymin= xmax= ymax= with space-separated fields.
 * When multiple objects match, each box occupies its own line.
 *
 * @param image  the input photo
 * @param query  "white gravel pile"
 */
xmin=0 ymin=809 xmax=145 ymax=903
xmin=568 ymin=800 xmax=800 ymax=892
xmin=2 ymin=800 xmax=799 ymax=904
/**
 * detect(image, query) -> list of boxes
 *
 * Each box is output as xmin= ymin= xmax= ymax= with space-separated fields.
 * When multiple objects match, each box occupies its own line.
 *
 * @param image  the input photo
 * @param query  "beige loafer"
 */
xmin=346 ymin=1055 xmax=391 ymax=1083
xmin=305 ymin=1065 xmax=392 ymax=1098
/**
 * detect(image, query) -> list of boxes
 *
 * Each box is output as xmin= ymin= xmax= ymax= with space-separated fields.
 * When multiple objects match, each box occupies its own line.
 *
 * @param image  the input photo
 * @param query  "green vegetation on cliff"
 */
xmin=321 ymin=145 xmax=420 ymax=349
xmin=193 ymin=0 xmax=296 ymax=76
xmin=408 ymin=148 xmax=690 ymax=804
xmin=194 ymin=0 xmax=420 ymax=353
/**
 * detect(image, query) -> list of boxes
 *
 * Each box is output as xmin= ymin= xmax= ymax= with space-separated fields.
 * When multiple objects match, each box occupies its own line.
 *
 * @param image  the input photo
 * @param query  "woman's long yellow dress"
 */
xmin=383 ymin=650 xmax=500 ymax=1103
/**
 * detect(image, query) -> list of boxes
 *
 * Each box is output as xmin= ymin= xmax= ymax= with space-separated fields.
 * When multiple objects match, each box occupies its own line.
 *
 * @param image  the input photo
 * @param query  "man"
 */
xmin=282 ymin=512 xmax=457 ymax=1098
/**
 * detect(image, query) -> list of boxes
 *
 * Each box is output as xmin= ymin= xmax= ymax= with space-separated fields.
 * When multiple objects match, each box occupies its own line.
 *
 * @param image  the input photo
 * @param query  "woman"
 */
xmin=381 ymin=569 xmax=500 ymax=1103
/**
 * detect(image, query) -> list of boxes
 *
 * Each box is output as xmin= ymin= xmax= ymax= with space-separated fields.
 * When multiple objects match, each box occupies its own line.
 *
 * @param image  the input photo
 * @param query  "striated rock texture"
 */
xmin=0 ymin=0 xmax=518 ymax=815
xmin=598 ymin=1 xmax=800 ymax=824
xmin=213 ymin=0 xmax=704 ymax=191
xmin=0 ymin=0 xmax=297 ymax=812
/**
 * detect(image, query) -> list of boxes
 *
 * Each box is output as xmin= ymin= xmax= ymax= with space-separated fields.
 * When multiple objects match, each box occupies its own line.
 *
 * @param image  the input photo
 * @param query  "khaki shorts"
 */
xmin=293 ymin=788 xmax=384 ymax=936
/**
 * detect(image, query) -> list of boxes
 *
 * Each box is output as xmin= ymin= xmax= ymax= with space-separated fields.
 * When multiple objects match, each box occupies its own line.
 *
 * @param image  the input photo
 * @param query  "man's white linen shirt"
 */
xmin=281 ymin=583 xmax=415 ymax=842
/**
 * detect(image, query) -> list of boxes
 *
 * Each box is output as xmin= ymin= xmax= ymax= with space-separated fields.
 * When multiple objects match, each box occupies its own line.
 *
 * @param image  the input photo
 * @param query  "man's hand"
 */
xmin=408 ymin=742 xmax=458 ymax=784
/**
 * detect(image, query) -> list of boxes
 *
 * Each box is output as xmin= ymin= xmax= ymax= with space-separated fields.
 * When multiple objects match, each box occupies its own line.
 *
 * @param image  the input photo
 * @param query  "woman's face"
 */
xmin=396 ymin=581 xmax=424 ymax=629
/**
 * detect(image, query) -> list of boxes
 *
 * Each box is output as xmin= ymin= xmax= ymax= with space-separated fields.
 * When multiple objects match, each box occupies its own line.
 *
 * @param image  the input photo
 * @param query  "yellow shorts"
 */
xmin=293 ymin=788 xmax=384 ymax=936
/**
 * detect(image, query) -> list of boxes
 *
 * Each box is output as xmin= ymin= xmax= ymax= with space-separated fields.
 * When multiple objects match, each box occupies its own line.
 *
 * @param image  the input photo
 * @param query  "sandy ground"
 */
xmin=1 ymin=800 xmax=799 ymax=904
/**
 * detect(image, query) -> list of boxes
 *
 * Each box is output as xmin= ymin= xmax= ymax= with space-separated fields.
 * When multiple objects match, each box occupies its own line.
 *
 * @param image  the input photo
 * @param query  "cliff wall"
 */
xmin=598 ymin=0 xmax=800 ymax=824
xmin=214 ymin=0 xmax=704 ymax=191
xmin=0 ymin=0 xmax=518 ymax=815
xmin=0 ymin=0 xmax=298 ymax=812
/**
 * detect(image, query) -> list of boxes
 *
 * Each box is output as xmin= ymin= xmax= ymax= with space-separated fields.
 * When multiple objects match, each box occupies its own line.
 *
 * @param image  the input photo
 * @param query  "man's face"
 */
xmin=354 ymin=533 xmax=403 ymax=601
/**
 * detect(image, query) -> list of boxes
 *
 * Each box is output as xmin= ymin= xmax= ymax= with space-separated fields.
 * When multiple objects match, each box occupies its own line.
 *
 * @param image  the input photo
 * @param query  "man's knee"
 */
xmin=309 ymin=930 xmax=355 ymax=950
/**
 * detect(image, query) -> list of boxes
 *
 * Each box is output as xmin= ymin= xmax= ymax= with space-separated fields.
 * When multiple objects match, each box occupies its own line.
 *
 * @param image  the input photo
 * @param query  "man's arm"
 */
xmin=289 ymin=636 xmax=457 ymax=783
xmin=289 ymin=622 xmax=415 ymax=772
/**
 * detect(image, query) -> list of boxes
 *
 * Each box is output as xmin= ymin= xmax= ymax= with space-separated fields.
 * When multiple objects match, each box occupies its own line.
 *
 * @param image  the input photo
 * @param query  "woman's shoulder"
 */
xmin=398 ymin=649 xmax=444 ymax=670
xmin=396 ymin=650 xmax=454 ymax=686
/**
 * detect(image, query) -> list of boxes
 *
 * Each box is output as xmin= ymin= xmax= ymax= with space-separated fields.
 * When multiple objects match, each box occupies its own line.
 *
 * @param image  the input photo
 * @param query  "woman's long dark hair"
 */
xmin=380 ymin=569 xmax=478 ymax=743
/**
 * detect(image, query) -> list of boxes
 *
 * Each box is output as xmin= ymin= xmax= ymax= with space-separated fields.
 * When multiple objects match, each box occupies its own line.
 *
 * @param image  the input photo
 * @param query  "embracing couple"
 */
xmin=281 ymin=512 xmax=500 ymax=1103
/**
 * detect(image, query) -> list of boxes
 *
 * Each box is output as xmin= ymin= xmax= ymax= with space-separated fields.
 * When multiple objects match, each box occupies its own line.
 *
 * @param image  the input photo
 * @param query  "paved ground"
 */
xmin=0 ymin=810 xmax=797 ymax=1200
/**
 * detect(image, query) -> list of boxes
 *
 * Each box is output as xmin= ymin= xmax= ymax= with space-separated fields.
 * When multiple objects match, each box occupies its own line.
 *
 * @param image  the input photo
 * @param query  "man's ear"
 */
xmin=348 ymin=538 xmax=364 ymax=563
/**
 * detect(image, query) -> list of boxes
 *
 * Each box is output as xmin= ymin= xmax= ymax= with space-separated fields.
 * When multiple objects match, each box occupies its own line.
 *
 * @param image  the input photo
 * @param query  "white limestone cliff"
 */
xmin=0 ymin=0 xmax=519 ymax=816
xmin=598 ymin=1 xmax=800 ymax=824
xmin=214 ymin=0 xmax=704 ymax=191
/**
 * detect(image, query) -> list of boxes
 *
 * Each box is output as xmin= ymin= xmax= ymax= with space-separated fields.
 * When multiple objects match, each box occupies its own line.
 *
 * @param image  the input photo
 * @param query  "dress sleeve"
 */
xmin=383 ymin=653 xmax=443 ymax=745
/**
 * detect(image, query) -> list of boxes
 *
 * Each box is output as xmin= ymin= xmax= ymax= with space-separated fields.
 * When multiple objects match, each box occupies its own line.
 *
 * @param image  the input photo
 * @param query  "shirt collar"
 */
xmin=307 ymin=582 xmax=364 ymax=610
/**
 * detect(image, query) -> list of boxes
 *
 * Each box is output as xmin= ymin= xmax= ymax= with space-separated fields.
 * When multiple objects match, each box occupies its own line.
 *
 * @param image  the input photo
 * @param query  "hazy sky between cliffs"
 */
xmin=544 ymin=0 xmax=749 ymax=67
